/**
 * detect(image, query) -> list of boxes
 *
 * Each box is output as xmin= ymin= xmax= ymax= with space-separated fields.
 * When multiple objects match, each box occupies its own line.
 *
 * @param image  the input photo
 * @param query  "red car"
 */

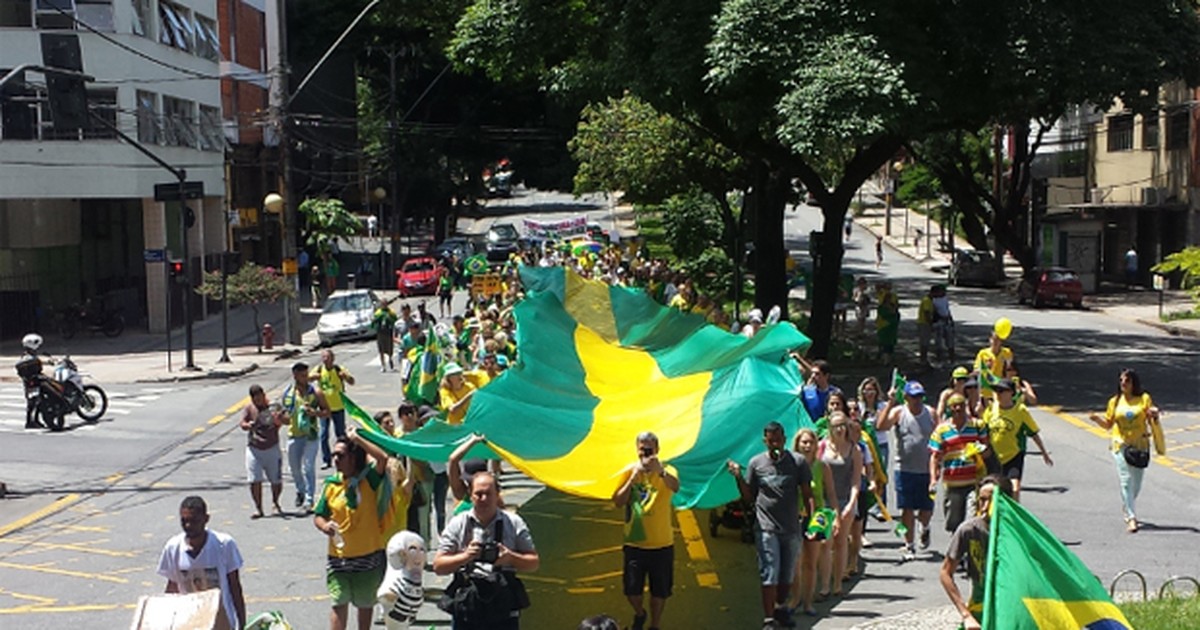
xmin=395 ymin=257 xmax=441 ymax=296
xmin=1018 ymin=267 xmax=1084 ymax=309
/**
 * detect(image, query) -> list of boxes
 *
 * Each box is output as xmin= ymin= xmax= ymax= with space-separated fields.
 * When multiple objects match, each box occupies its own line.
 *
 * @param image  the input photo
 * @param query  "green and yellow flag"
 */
xmin=983 ymin=492 xmax=1132 ymax=629
xmin=353 ymin=266 xmax=812 ymax=509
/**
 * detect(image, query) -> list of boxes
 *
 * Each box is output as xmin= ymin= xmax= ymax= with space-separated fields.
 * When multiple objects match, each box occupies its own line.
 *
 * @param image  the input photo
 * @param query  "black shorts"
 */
xmin=623 ymin=545 xmax=673 ymax=599
xmin=1001 ymin=452 xmax=1026 ymax=480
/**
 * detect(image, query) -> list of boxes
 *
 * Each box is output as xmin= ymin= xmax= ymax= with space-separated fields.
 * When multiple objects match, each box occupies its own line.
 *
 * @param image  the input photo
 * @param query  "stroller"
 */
xmin=708 ymin=499 xmax=755 ymax=543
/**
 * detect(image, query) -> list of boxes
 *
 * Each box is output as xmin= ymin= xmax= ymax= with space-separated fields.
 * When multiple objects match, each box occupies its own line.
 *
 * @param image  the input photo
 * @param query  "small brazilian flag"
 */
xmin=983 ymin=492 xmax=1132 ymax=629
xmin=890 ymin=368 xmax=906 ymax=404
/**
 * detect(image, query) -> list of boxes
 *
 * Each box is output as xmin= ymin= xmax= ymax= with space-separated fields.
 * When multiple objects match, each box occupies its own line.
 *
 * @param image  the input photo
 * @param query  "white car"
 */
xmin=317 ymin=289 xmax=378 ymax=346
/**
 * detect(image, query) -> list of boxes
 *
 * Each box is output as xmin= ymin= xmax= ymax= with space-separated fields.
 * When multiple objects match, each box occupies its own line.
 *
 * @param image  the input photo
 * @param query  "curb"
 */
xmin=851 ymin=605 xmax=961 ymax=629
xmin=134 ymin=362 xmax=259 ymax=384
xmin=1135 ymin=318 xmax=1200 ymax=339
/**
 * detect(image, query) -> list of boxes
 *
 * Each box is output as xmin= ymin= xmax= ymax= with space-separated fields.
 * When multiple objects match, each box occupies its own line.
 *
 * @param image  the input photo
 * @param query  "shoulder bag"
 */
xmin=437 ymin=515 xmax=530 ymax=623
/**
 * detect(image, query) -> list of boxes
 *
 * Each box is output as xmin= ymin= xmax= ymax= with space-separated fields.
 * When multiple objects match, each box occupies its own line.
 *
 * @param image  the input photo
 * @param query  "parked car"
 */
xmin=317 ymin=289 xmax=378 ymax=346
xmin=395 ymin=256 xmax=440 ymax=296
xmin=1018 ymin=267 xmax=1084 ymax=309
xmin=949 ymin=248 xmax=1001 ymax=287
xmin=486 ymin=222 xmax=520 ymax=262
xmin=433 ymin=237 xmax=480 ymax=262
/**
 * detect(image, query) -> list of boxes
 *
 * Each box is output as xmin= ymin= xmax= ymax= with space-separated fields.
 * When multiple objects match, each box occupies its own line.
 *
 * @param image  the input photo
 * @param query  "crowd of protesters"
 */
xmin=159 ymin=234 xmax=1167 ymax=630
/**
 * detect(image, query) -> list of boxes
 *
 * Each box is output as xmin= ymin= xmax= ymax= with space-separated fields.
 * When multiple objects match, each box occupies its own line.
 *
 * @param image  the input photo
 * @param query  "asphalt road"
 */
xmin=0 ymin=189 xmax=1196 ymax=629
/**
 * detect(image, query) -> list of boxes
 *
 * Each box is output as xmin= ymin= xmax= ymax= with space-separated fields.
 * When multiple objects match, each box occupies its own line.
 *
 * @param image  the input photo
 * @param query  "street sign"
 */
xmin=281 ymin=258 xmax=299 ymax=276
xmin=153 ymin=181 xmax=205 ymax=202
xmin=143 ymin=248 xmax=165 ymax=263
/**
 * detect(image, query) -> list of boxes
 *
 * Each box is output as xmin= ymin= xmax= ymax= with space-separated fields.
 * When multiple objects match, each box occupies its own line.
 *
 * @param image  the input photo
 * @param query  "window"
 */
xmin=84 ymin=87 xmax=116 ymax=139
xmin=1167 ymin=108 xmax=1190 ymax=150
xmin=0 ymin=69 xmax=37 ymax=139
xmin=1107 ymin=114 xmax=1134 ymax=152
xmin=136 ymin=90 xmax=158 ymax=144
xmin=194 ymin=15 xmax=219 ymax=61
xmin=1142 ymin=114 xmax=1158 ymax=150
xmin=199 ymin=104 xmax=222 ymax=151
xmin=75 ymin=0 xmax=112 ymax=31
xmin=36 ymin=0 xmax=76 ymax=29
xmin=129 ymin=0 xmax=149 ymax=37
xmin=0 ymin=0 xmax=34 ymax=27
xmin=158 ymin=1 xmax=191 ymax=52
xmin=162 ymin=96 xmax=195 ymax=148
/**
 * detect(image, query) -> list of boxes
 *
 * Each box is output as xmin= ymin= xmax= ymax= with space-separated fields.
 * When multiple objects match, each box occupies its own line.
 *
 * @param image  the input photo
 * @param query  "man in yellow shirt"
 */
xmin=312 ymin=349 xmax=356 ymax=470
xmin=613 ymin=432 xmax=680 ymax=630
xmin=981 ymin=379 xmax=1053 ymax=502
xmin=974 ymin=331 xmax=1013 ymax=383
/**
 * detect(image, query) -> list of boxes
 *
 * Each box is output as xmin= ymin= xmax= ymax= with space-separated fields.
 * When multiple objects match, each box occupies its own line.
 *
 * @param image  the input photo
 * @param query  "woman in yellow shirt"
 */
xmin=438 ymin=363 xmax=476 ymax=426
xmin=1088 ymin=369 xmax=1162 ymax=533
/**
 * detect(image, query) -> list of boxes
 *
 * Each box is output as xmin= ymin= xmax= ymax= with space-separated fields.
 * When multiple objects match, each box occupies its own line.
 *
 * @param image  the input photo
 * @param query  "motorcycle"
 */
xmin=58 ymin=303 xmax=125 ymax=339
xmin=16 ymin=354 xmax=108 ymax=432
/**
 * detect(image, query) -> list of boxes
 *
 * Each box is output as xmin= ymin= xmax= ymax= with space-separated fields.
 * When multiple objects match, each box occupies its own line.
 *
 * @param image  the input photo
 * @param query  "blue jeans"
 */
xmin=320 ymin=410 xmax=347 ymax=466
xmin=754 ymin=529 xmax=800 ymax=587
xmin=1112 ymin=449 xmax=1145 ymax=520
xmin=288 ymin=436 xmax=319 ymax=504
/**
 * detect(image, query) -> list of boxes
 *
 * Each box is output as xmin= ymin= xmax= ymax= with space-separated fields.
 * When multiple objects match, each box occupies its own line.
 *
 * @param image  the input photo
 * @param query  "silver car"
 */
xmin=317 ymin=289 xmax=378 ymax=346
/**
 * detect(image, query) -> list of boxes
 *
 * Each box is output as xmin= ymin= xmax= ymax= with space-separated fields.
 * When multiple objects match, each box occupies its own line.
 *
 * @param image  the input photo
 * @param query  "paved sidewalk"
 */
xmin=852 ymin=196 xmax=1200 ymax=339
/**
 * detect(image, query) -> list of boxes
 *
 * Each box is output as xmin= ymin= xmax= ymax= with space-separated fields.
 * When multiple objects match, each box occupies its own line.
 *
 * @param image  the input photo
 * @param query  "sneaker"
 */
xmin=901 ymin=544 xmax=916 ymax=561
xmin=773 ymin=606 xmax=795 ymax=628
xmin=294 ymin=492 xmax=304 ymax=508
xmin=918 ymin=523 xmax=931 ymax=550
xmin=860 ymin=533 xmax=874 ymax=548
xmin=761 ymin=619 xmax=779 ymax=630
xmin=632 ymin=612 xmax=647 ymax=630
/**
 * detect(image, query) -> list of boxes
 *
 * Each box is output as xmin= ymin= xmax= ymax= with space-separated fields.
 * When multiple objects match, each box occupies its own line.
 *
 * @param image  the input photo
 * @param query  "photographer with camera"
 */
xmin=613 ymin=432 xmax=679 ymax=630
xmin=434 ymin=471 xmax=539 ymax=630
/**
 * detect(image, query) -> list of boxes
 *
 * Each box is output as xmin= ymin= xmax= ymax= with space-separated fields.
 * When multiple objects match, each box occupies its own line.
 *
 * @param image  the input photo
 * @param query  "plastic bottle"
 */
xmin=331 ymin=523 xmax=345 ymax=550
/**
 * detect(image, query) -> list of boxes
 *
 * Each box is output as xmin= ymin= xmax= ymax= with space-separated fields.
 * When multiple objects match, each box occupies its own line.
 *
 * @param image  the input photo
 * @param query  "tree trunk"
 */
xmin=750 ymin=165 xmax=791 ymax=322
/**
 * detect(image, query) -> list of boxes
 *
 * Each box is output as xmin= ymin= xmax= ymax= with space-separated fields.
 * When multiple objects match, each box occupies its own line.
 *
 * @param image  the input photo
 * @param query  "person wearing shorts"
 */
xmin=929 ymin=394 xmax=990 ymax=533
xmin=314 ymin=432 xmax=392 ymax=630
xmin=240 ymin=384 xmax=285 ymax=519
xmin=613 ymin=432 xmax=679 ymax=630
xmin=878 ymin=381 xmax=936 ymax=560
xmin=728 ymin=422 xmax=814 ymax=630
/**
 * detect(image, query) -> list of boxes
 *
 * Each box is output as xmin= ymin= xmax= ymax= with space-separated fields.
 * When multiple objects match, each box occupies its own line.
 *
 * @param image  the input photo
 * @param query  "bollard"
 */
xmin=262 ymin=323 xmax=274 ymax=350
xmin=347 ymin=272 xmax=357 ymax=290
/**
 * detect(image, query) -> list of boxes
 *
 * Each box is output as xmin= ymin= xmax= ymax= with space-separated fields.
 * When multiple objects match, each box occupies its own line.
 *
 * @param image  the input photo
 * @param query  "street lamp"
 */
xmin=263 ymin=192 xmax=291 ymax=345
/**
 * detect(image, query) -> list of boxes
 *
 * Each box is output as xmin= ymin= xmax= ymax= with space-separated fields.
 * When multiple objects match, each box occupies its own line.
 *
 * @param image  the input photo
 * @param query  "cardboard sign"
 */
xmin=471 ymin=273 xmax=503 ymax=297
xmin=129 ymin=590 xmax=225 ymax=630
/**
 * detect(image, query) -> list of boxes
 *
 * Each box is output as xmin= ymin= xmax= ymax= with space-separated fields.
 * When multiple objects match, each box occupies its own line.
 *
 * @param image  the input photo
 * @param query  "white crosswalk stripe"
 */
xmin=0 ymin=384 xmax=158 ymax=433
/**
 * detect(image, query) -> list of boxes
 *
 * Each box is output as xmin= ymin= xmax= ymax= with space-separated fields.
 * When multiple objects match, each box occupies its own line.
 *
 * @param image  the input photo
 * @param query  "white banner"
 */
xmin=522 ymin=216 xmax=588 ymax=238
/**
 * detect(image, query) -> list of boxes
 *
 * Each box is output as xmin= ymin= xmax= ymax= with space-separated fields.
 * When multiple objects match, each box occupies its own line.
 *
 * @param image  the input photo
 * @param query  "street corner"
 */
xmin=135 ymin=361 xmax=259 ymax=384
xmin=1134 ymin=318 xmax=1200 ymax=339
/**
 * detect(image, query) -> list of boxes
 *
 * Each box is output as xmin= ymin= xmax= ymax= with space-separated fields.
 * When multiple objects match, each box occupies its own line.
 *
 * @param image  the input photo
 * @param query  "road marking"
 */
xmin=576 ymin=570 xmax=623 ymax=583
xmin=566 ymin=545 xmax=622 ymax=559
xmin=567 ymin=587 xmax=606 ymax=594
xmin=677 ymin=509 xmax=721 ymax=589
xmin=518 ymin=574 xmax=568 ymax=585
xmin=225 ymin=396 xmax=250 ymax=414
xmin=207 ymin=414 xmax=225 ymax=426
xmin=0 ymin=537 xmax=136 ymax=558
xmin=0 ymin=494 xmax=81 ymax=539
xmin=1042 ymin=405 xmax=1200 ymax=480
xmin=0 ymin=561 xmax=127 ymax=583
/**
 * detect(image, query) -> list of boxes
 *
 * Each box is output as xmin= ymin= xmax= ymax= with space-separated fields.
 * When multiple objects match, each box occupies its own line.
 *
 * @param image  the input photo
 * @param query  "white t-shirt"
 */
xmin=157 ymin=530 xmax=245 ymax=630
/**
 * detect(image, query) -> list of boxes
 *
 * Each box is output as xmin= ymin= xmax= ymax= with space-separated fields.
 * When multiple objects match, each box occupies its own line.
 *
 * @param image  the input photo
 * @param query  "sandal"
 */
xmin=1126 ymin=518 xmax=1139 ymax=533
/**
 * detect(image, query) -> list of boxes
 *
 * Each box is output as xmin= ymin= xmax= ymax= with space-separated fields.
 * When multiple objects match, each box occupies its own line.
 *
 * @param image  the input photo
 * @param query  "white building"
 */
xmin=0 ymin=0 xmax=226 ymax=336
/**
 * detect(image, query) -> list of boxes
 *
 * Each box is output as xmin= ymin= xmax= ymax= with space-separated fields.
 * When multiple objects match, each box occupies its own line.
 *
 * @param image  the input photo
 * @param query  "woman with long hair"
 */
xmin=790 ymin=428 xmax=838 ymax=617
xmin=817 ymin=412 xmax=862 ymax=599
xmin=1088 ymin=369 xmax=1162 ymax=533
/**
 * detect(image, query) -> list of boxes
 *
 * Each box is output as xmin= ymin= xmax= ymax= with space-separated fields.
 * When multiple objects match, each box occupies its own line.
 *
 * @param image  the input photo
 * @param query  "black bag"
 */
xmin=437 ymin=516 xmax=530 ymax=623
xmin=1122 ymin=444 xmax=1150 ymax=469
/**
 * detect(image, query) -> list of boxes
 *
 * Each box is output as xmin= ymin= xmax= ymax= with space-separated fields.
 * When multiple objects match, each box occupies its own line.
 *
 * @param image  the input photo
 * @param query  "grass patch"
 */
xmin=1120 ymin=595 xmax=1200 ymax=629
xmin=1161 ymin=309 xmax=1200 ymax=322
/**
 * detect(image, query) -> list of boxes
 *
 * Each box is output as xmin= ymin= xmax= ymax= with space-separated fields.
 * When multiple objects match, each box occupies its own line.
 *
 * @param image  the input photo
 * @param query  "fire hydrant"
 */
xmin=262 ymin=323 xmax=274 ymax=350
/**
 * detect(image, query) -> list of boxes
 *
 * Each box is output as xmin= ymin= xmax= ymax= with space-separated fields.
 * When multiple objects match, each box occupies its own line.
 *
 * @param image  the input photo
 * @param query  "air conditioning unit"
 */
xmin=1141 ymin=187 xmax=1159 ymax=206
xmin=1089 ymin=188 xmax=1106 ymax=204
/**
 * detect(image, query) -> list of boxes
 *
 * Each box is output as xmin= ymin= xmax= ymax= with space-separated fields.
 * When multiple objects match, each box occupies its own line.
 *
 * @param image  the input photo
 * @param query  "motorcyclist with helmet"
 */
xmin=17 ymin=333 xmax=46 ymax=429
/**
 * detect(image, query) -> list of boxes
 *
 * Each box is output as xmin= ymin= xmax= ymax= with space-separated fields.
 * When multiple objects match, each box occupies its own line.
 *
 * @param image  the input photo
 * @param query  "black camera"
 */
xmin=479 ymin=541 xmax=499 ymax=564
xmin=639 ymin=447 xmax=654 ymax=458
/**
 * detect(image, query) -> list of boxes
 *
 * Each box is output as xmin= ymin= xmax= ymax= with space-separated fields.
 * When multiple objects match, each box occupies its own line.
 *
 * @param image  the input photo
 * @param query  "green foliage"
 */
xmin=357 ymin=76 xmax=389 ymax=176
xmin=895 ymin=163 xmax=941 ymax=208
xmin=1153 ymin=246 xmax=1200 ymax=311
xmin=660 ymin=191 xmax=724 ymax=260
xmin=195 ymin=263 xmax=295 ymax=306
xmin=1120 ymin=595 xmax=1200 ymax=630
xmin=680 ymin=247 xmax=735 ymax=301
xmin=299 ymin=198 xmax=362 ymax=252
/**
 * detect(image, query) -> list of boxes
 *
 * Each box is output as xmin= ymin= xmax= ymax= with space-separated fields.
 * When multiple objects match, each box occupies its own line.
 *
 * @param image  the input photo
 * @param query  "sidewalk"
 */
xmin=851 ymin=195 xmax=1200 ymax=339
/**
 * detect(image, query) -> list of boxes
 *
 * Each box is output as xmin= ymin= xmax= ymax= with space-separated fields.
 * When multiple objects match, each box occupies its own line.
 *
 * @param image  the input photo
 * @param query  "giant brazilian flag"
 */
xmin=983 ymin=492 xmax=1132 ymax=629
xmin=356 ymin=266 xmax=812 ymax=508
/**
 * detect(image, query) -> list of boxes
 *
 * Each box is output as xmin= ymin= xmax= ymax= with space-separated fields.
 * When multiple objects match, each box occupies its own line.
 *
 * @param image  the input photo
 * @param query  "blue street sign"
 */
xmin=143 ymin=248 xmax=165 ymax=263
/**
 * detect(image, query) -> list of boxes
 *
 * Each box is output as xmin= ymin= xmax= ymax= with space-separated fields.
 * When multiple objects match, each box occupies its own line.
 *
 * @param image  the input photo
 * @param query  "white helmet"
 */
xmin=22 ymin=333 xmax=43 ymax=352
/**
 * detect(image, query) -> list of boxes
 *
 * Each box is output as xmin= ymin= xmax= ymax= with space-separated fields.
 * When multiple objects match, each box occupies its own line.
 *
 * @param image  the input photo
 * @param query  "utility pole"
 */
xmin=388 ymin=47 xmax=401 ymax=269
xmin=276 ymin=0 xmax=300 ymax=345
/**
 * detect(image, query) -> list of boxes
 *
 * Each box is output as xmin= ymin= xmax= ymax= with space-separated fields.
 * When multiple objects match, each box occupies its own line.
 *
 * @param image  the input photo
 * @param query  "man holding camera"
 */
xmin=434 ymin=472 xmax=539 ymax=630
xmin=613 ymin=432 xmax=680 ymax=630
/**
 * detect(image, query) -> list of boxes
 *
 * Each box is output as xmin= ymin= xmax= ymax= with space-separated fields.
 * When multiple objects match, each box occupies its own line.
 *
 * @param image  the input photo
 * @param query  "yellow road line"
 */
xmin=0 ymin=561 xmax=127 ymax=583
xmin=567 ymin=545 xmax=623 ymax=559
xmin=104 ymin=473 xmax=124 ymax=484
xmin=1042 ymin=406 xmax=1200 ymax=479
xmin=225 ymin=396 xmax=250 ymax=414
xmin=519 ymin=574 xmax=568 ymax=585
xmin=576 ymin=570 xmax=623 ymax=583
xmin=0 ymin=537 xmax=136 ymax=558
xmin=0 ymin=494 xmax=81 ymax=539
xmin=207 ymin=414 xmax=225 ymax=425
xmin=677 ymin=509 xmax=721 ymax=589
xmin=567 ymin=587 xmax=606 ymax=594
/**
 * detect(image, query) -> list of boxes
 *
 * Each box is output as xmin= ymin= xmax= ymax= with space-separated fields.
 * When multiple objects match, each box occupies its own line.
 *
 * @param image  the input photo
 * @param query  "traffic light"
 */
xmin=169 ymin=260 xmax=185 ymax=283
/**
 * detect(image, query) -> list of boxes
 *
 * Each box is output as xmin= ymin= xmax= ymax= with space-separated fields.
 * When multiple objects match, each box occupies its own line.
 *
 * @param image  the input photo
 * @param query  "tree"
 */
xmin=446 ymin=0 xmax=1200 ymax=357
xmin=1153 ymin=246 xmax=1200 ymax=314
xmin=299 ymin=197 xmax=362 ymax=255
xmin=195 ymin=263 xmax=296 ymax=353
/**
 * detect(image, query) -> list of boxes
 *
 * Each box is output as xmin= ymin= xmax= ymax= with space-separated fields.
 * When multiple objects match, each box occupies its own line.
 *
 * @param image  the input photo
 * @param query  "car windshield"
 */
xmin=489 ymin=225 xmax=518 ymax=240
xmin=1047 ymin=270 xmax=1078 ymax=282
xmin=325 ymin=294 xmax=373 ymax=313
xmin=406 ymin=261 xmax=435 ymax=272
